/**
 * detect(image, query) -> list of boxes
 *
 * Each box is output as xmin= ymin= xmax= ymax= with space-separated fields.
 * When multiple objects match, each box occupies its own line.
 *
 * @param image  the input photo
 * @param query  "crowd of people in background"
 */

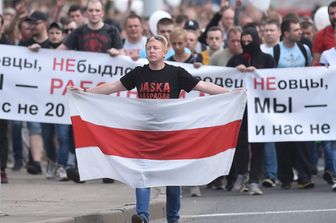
xmin=1 ymin=0 xmax=336 ymax=201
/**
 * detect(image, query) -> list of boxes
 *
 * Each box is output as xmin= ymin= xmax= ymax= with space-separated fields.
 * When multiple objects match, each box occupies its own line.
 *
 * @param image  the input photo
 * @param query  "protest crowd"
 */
xmin=0 ymin=0 xmax=336 ymax=221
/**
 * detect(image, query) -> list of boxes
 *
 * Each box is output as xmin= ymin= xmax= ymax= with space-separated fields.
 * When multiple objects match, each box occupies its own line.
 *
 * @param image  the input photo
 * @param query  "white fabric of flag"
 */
xmin=68 ymin=90 xmax=246 ymax=188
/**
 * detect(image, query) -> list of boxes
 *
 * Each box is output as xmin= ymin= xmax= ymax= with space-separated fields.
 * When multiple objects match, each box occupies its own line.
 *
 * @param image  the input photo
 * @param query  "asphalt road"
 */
xmin=152 ymin=175 xmax=336 ymax=223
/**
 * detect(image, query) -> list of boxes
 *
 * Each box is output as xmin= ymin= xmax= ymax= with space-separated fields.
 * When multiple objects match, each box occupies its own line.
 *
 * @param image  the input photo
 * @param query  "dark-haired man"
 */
xmin=270 ymin=18 xmax=314 ymax=190
xmin=312 ymin=1 xmax=336 ymax=65
xmin=123 ymin=14 xmax=146 ymax=60
xmin=68 ymin=4 xmax=87 ymax=26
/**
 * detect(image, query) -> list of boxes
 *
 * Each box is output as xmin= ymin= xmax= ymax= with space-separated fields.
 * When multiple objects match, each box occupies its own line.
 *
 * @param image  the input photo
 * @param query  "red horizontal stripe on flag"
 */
xmin=71 ymin=116 xmax=241 ymax=160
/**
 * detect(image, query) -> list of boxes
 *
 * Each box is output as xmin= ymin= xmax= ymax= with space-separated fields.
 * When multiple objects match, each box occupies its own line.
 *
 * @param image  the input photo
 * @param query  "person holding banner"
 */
xmin=227 ymin=25 xmax=275 ymax=195
xmin=57 ymin=0 xmax=123 ymax=56
xmin=71 ymin=34 xmax=232 ymax=223
xmin=19 ymin=10 xmax=50 ymax=175
xmin=269 ymin=17 xmax=314 ymax=190
xmin=123 ymin=14 xmax=147 ymax=61
xmin=58 ymin=0 xmax=123 ymax=184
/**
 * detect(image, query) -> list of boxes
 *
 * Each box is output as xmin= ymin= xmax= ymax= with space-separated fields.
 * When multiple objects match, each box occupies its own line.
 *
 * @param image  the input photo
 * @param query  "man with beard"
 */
xmin=19 ymin=10 xmax=49 ymax=176
xmin=268 ymin=18 xmax=314 ymax=190
xmin=227 ymin=26 xmax=275 ymax=195
xmin=312 ymin=1 xmax=336 ymax=65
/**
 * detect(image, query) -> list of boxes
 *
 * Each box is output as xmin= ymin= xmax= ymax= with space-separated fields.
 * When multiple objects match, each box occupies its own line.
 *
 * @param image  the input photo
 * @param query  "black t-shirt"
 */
xmin=0 ymin=35 xmax=11 ymax=45
xmin=64 ymin=24 xmax=123 ymax=52
xmin=120 ymin=63 xmax=200 ymax=99
xmin=19 ymin=38 xmax=50 ymax=48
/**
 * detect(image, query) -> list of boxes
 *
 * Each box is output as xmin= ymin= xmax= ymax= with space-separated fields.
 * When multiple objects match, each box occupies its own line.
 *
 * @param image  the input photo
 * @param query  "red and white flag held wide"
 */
xmin=68 ymin=90 xmax=246 ymax=188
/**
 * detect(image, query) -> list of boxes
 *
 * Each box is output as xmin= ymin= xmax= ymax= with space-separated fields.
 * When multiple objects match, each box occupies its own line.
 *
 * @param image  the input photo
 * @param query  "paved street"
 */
xmin=0 ymin=170 xmax=164 ymax=223
xmin=1 ymin=167 xmax=335 ymax=223
xmin=152 ymin=175 xmax=336 ymax=223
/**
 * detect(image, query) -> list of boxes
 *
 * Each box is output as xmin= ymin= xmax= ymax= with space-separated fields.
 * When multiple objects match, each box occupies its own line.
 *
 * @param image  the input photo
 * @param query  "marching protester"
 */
xmin=201 ymin=26 xmax=224 ymax=65
xmin=67 ymin=4 xmax=87 ymax=26
xmin=58 ymin=0 xmax=123 ymax=183
xmin=259 ymin=19 xmax=282 ymax=188
xmin=70 ymin=34 xmax=232 ymax=223
xmin=208 ymin=26 xmax=242 ymax=190
xmin=41 ymin=22 xmax=72 ymax=181
xmin=269 ymin=17 xmax=314 ymax=190
xmin=18 ymin=10 xmax=50 ymax=175
xmin=227 ymin=25 xmax=276 ymax=195
xmin=123 ymin=14 xmax=147 ymax=61
xmin=210 ymin=26 xmax=242 ymax=67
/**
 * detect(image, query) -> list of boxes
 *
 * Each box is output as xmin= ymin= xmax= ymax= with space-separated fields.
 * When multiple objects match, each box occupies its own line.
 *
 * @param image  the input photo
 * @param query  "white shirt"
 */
xmin=123 ymin=36 xmax=147 ymax=57
xmin=320 ymin=47 xmax=336 ymax=66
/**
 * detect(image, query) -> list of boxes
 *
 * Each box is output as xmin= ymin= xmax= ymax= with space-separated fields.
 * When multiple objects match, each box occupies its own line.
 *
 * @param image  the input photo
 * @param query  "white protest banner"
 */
xmin=247 ymin=66 xmax=336 ymax=142
xmin=0 ymin=45 xmax=244 ymax=124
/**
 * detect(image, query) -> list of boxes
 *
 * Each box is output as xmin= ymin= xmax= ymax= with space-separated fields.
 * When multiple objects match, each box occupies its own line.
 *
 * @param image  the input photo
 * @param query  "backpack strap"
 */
xmin=273 ymin=43 xmax=309 ymax=67
xmin=296 ymin=42 xmax=309 ymax=66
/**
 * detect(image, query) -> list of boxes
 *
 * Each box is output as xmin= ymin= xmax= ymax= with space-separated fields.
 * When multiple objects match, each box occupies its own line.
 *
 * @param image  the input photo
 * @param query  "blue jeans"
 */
xmin=322 ymin=141 xmax=336 ymax=175
xmin=11 ymin=121 xmax=23 ymax=164
xmin=41 ymin=123 xmax=72 ymax=166
xmin=310 ymin=142 xmax=320 ymax=170
xmin=11 ymin=122 xmax=42 ymax=157
xmin=136 ymin=186 xmax=180 ymax=223
xmin=27 ymin=122 xmax=42 ymax=135
xmin=264 ymin=142 xmax=277 ymax=180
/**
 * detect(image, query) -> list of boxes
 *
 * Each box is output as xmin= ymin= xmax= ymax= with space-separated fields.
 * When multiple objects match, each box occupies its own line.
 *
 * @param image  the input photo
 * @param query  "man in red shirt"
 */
xmin=312 ymin=1 xmax=336 ymax=65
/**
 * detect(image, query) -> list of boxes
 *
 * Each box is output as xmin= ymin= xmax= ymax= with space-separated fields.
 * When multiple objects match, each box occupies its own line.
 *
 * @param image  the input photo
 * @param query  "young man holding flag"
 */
xmin=71 ymin=35 xmax=238 ymax=223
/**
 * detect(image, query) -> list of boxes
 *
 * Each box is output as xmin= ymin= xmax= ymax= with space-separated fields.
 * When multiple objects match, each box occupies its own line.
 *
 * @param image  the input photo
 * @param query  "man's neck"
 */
xmin=127 ymin=36 xmax=142 ymax=44
xmin=34 ymin=32 xmax=48 ymax=43
xmin=149 ymin=61 xmax=165 ymax=70
xmin=88 ymin=21 xmax=104 ymax=30
xmin=283 ymin=38 xmax=295 ymax=48
xmin=174 ymin=52 xmax=189 ymax=62
xmin=207 ymin=48 xmax=219 ymax=57
xmin=265 ymin=41 xmax=279 ymax=48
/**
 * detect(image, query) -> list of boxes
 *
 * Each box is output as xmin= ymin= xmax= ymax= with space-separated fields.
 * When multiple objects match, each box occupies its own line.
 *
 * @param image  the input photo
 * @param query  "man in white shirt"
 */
xmin=123 ymin=14 xmax=147 ymax=60
xmin=260 ymin=20 xmax=281 ymax=55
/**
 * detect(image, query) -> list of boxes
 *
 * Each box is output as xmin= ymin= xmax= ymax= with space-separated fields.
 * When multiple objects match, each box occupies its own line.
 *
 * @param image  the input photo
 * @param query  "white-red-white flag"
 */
xmin=68 ymin=90 xmax=246 ymax=188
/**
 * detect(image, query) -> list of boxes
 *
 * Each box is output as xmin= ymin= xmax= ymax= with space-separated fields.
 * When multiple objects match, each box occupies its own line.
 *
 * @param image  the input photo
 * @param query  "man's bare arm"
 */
xmin=193 ymin=80 xmax=231 ymax=95
xmin=86 ymin=80 xmax=127 ymax=95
